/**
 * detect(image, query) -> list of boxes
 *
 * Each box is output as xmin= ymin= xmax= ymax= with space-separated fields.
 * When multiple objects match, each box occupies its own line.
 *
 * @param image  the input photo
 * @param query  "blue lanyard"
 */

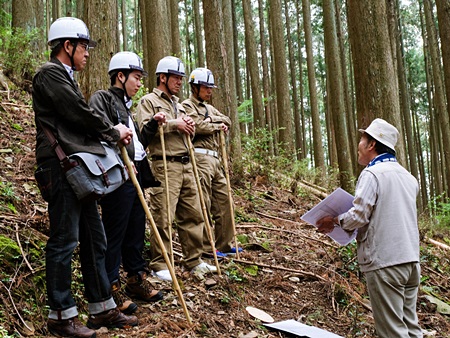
xmin=367 ymin=153 xmax=397 ymax=167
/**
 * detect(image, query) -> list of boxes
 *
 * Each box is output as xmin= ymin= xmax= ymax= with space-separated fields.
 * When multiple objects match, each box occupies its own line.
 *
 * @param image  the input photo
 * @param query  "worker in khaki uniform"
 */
xmin=182 ymin=68 xmax=242 ymax=257
xmin=136 ymin=56 xmax=217 ymax=282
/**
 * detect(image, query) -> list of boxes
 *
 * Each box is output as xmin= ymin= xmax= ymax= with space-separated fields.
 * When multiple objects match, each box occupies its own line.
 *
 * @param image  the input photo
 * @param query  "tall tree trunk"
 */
xmin=424 ymin=0 xmax=450 ymax=197
xmin=80 ymin=0 xmax=118 ymax=100
xmin=169 ymin=0 xmax=181 ymax=57
xmin=121 ymin=0 xmax=127 ymax=50
xmin=203 ymin=0 xmax=241 ymax=160
xmin=193 ymin=0 xmax=205 ymax=67
xmin=52 ymin=0 xmax=61 ymax=21
xmin=243 ymin=0 xmax=265 ymax=130
xmin=436 ymin=0 xmax=450 ymax=124
xmin=232 ymin=0 xmax=244 ymax=106
xmin=295 ymin=0 xmax=307 ymax=160
xmin=144 ymin=0 xmax=171 ymax=83
xmin=390 ymin=0 xmax=421 ymax=197
xmin=335 ymin=0 xmax=356 ymax=171
xmin=258 ymin=0 xmax=274 ymax=155
xmin=268 ymin=0 xmax=294 ymax=155
xmin=302 ymin=0 xmax=325 ymax=170
xmin=323 ymin=0 xmax=353 ymax=191
xmin=347 ymin=0 xmax=406 ymax=165
xmin=284 ymin=1 xmax=302 ymax=159
xmin=12 ymin=0 xmax=36 ymax=31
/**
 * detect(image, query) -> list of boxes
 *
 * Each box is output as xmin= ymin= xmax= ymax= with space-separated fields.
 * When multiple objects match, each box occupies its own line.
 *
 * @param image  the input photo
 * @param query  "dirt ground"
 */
xmin=1 ymin=89 xmax=450 ymax=337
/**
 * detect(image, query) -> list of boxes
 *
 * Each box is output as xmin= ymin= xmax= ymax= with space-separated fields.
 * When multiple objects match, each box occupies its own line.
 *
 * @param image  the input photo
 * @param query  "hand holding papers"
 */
xmin=301 ymin=188 xmax=357 ymax=245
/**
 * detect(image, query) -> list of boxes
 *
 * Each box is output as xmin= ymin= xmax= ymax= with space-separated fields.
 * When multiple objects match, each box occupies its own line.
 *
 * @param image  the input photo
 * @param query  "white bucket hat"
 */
xmin=358 ymin=118 xmax=399 ymax=150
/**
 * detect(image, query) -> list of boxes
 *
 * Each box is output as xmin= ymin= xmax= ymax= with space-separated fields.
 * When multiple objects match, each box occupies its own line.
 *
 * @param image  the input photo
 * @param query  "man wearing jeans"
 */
xmin=33 ymin=17 xmax=137 ymax=337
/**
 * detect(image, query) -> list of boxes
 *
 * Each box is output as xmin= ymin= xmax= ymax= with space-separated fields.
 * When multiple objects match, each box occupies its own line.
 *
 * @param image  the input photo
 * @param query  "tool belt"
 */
xmin=151 ymin=154 xmax=190 ymax=164
xmin=194 ymin=148 xmax=219 ymax=158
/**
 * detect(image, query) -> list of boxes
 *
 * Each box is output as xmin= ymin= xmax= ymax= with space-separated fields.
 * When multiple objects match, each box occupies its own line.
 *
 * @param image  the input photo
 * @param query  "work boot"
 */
xmin=125 ymin=271 xmax=164 ymax=302
xmin=86 ymin=308 xmax=138 ymax=330
xmin=47 ymin=317 xmax=96 ymax=338
xmin=111 ymin=279 xmax=138 ymax=314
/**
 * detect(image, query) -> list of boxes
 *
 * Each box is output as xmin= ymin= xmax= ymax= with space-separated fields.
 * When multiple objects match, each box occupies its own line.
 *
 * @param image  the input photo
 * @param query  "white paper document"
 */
xmin=301 ymin=188 xmax=357 ymax=245
xmin=265 ymin=319 xmax=344 ymax=337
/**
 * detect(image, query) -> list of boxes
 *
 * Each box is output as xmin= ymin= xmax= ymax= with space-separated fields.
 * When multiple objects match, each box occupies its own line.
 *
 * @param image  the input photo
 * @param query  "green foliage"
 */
xmin=0 ymin=235 xmax=21 ymax=263
xmin=0 ymin=27 xmax=44 ymax=82
xmin=0 ymin=181 xmax=20 ymax=214
xmin=244 ymin=265 xmax=258 ymax=276
xmin=336 ymin=242 xmax=359 ymax=277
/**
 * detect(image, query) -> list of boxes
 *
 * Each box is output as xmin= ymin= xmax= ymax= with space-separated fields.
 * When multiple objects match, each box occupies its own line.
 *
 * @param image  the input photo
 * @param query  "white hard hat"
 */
xmin=108 ymin=52 xmax=148 ymax=76
xmin=189 ymin=67 xmax=217 ymax=88
xmin=48 ymin=17 xmax=97 ymax=48
xmin=155 ymin=56 xmax=185 ymax=76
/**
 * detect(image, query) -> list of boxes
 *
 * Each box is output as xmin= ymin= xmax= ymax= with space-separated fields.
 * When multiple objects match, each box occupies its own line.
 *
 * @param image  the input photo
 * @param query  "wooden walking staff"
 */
xmin=186 ymin=137 xmax=222 ymax=276
xmin=220 ymin=130 xmax=240 ymax=259
xmin=159 ymin=124 xmax=174 ymax=266
xmin=120 ymin=146 xmax=192 ymax=324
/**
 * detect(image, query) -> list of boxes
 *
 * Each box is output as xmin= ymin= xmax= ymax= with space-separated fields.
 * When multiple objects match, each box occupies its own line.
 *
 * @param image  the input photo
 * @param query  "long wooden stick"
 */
xmin=120 ymin=147 xmax=192 ymax=324
xmin=159 ymin=125 xmax=174 ymax=266
xmin=220 ymin=131 xmax=240 ymax=259
xmin=186 ymin=137 xmax=221 ymax=275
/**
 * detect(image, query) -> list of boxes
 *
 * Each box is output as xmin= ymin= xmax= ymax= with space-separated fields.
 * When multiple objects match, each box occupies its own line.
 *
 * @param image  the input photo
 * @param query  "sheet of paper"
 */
xmin=265 ymin=319 xmax=344 ymax=338
xmin=301 ymin=187 xmax=357 ymax=245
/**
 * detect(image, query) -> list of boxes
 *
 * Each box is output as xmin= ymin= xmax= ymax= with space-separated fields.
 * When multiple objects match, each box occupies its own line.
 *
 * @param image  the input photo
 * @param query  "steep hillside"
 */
xmin=0 ymin=88 xmax=449 ymax=337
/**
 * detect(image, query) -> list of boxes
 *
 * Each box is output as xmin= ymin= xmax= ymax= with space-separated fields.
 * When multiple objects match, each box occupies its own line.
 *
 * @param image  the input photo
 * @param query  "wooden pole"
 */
xmin=186 ymin=137 xmax=221 ymax=275
xmin=120 ymin=147 xmax=192 ymax=324
xmin=220 ymin=130 xmax=240 ymax=259
xmin=159 ymin=125 xmax=174 ymax=266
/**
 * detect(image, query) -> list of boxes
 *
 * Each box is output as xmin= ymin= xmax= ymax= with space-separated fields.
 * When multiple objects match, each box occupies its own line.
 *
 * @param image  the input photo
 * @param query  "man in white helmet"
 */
xmin=89 ymin=52 xmax=166 ymax=315
xmin=136 ymin=56 xmax=217 ymax=282
xmin=317 ymin=118 xmax=422 ymax=338
xmin=33 ymin=18 xmax=138 ymax=337
xmin=182 ymin=68 xmax=242 ymax=257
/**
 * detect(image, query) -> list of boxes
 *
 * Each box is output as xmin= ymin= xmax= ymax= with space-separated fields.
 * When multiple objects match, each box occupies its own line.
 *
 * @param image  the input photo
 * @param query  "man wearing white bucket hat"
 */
xmin=317 ymin=118 xmax=422 ymax=338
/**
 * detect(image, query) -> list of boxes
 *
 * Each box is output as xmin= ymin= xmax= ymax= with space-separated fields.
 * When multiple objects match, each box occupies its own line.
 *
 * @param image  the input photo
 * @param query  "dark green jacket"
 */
xmin=33 ymin=58 xmax=120 ymax=163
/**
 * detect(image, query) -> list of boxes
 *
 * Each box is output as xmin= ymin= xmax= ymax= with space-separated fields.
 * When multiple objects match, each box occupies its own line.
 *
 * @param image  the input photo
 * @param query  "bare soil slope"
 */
xmin=1 ymin=89 xmax=449 ymax=337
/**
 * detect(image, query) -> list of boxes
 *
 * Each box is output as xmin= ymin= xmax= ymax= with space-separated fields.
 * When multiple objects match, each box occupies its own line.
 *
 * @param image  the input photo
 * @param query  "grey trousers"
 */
xmin=366 ymin=262 xmax=423 ymax=338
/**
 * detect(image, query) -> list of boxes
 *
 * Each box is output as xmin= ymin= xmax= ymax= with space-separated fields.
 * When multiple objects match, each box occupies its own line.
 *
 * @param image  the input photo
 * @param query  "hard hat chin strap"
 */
xmin=67 ymin=40 xmax=78 ymax=71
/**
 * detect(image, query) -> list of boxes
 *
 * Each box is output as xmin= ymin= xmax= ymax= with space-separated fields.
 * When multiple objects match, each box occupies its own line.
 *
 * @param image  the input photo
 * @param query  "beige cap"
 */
xmin=358 ymin=118 xmax=399 ymax=150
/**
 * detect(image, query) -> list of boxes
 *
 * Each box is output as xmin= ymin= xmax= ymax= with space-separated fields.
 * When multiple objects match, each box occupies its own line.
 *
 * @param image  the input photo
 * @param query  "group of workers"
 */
xmin=33 ymin=17 xmax=240 ymax=338
xmin=32 ymin=16 xmax=422 ymax=338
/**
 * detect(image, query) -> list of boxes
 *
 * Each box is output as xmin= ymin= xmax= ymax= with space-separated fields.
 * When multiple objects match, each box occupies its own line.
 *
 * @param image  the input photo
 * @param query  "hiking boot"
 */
xmin=125 ymin=271 xmax=164 ymax=302
xmin=111 ymin=279 xmax=138 ymax=314
xmin=48 ymin=317 xmax=96 ymax=338
xmin=86 ymin=308 xmax=138 ymax=330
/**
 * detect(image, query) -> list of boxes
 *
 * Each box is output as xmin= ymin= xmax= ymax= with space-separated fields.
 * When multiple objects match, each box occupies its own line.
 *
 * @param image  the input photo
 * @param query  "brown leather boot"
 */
xmin=86 ymin=308 xmax=138 ymax=330
xmin=111 ymin=279 xmax=138 ymax=314
xmin=47 ymin=317 xmax=96 ymax=338
xmin=125 ymin=271 xmax=164 ymax=302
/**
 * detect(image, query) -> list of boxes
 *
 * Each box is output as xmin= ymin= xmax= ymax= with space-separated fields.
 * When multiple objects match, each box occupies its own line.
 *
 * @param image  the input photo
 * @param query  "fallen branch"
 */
xmin=0 ymin=280 xmax=33 ymax=332
xmin=15 ymin=224 xmax=34 ymax=273
xmin=254 ymin=210 xmax=306 ymax=226
xmin=426 ymin=237 xmax=450 ymax=251
xmin=227 ymin=257 xmax=327 ymax=282
xmin=238 ymin=223 xmax=336 ymax=248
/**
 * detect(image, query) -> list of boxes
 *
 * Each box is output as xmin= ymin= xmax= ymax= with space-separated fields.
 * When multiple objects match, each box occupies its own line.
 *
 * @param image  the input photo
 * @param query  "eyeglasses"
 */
xmin=72 ymin=42 xmax=90 ymax=52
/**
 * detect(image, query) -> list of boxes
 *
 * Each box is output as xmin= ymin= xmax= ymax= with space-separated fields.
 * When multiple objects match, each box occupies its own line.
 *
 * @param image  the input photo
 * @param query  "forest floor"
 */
xmin=1 ymin=88 xmax=450 ymax=338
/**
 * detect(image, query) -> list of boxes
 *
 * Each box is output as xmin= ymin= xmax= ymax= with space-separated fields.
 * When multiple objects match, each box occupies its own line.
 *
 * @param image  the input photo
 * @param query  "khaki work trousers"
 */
xmin=366 ymin=262 xmax=422 ymax=338
xmin=149 ymin=160 xmax=204 ymax=271
xmin=195 ymin=153 xmax=234 ymax=253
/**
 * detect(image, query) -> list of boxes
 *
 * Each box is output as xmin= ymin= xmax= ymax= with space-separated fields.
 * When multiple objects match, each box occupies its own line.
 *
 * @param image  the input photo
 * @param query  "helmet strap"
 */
xmin=163 ymin=73 xmax=176 ymax=96
xmin=118 ymin=71 xmax=131 ymax=102
xmin=67 ymin=40 xmax=77 ymax=71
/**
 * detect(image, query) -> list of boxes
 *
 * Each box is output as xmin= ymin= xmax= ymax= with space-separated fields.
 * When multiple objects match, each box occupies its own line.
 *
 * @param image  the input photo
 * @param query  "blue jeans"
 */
xmin=39 ymin=158 xmax=115 ymax=320
xmin=99 ymin=161 xmax=147 ymax=282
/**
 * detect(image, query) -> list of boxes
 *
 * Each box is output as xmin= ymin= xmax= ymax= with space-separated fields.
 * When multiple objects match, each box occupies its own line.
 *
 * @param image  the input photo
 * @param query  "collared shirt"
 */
xmin=62 ymin=63 xmax=74 ymax=80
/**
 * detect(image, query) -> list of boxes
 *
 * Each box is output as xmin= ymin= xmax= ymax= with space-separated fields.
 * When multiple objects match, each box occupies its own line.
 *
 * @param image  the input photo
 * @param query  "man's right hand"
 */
xmin=115 ymin=123 xmax=133 ymax=145
xmin=176 ymin=116 xmax=195 ymax=135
